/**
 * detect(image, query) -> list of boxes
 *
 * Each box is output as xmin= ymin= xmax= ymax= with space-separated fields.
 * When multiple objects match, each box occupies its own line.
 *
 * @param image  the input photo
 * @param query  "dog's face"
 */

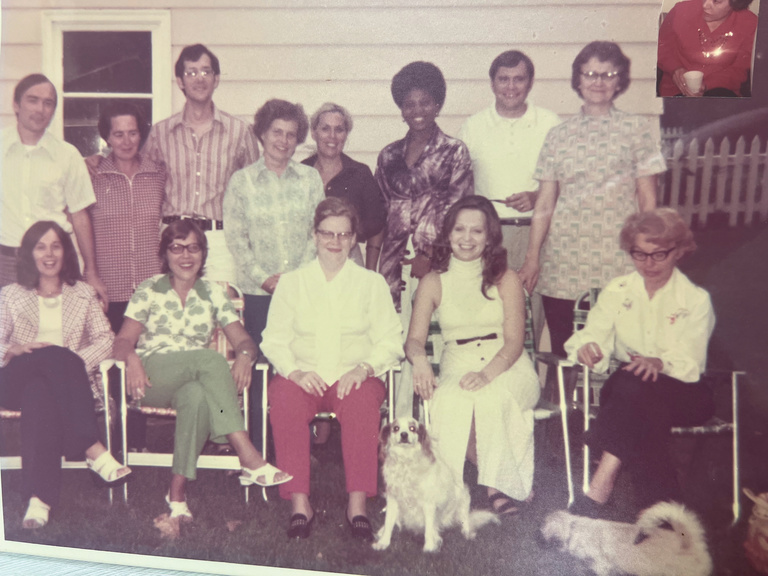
xmin=379 ymin=417 xmax=434 ymax=461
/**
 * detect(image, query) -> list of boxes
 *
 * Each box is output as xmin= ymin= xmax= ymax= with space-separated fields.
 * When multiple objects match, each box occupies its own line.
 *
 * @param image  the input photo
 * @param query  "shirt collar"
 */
xmin=488 ymin=100 xmax=534 ymax=125
xmin=253 ymin=157 xmax=302 ymax=180
xmin=168 ymin=102 xmax=224 ymax=131
xmin=98 ymin=152 xmax=161 ymax=175
xmin=2 ymin=126 xmax=56 ymax=158
xmin=151 ymin=274 xmax=211 ymax=301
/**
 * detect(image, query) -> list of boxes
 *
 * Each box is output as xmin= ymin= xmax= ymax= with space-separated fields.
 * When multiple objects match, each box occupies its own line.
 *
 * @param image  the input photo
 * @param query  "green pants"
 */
xmin=142 ymin=349 xmax=245 ymax=479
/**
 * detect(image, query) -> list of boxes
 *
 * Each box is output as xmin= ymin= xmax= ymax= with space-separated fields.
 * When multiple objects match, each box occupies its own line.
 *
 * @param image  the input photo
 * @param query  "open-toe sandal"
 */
xmin=287 ymin=512 xmax=314 ymax=539
xmin=22 ymin=497 xmax=50 ymax=530
xmin=489 ymin=492 xmax=525 ymax=516
xmin=346 ymin=514 xmax=374 ymax=542
xmin=240 ymin=463 xmax=292 ymax=487
xmin=165 ymin=493 xmax=193 ymax=522
xmin=86 ymin=451 xmax=131 ymax=484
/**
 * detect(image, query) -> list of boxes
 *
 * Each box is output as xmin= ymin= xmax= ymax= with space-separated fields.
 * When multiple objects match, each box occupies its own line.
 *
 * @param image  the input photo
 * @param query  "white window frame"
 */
xmin=42 ymin=9 xmax=172 ymax=140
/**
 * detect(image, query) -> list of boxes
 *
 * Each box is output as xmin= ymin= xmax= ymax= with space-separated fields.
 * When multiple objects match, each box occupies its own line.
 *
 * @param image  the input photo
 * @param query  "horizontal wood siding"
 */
xmin=1 ymin=0 xmax=665 ymax=167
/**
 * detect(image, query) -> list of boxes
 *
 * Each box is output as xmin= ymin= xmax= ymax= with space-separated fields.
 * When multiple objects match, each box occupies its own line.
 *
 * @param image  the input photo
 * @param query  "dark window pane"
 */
xmin=63 ymin=97 xmax=153 ymax=156
xmin=63 ymin=31 xmax=152 ymax=94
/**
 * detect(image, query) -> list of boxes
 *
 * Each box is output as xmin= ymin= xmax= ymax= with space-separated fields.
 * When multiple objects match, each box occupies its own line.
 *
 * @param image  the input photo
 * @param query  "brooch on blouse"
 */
xmin=698 ymin=29 xmax=734 ymax=59
xmin=667 ymin=308 xmax=689 ymax=325
xmin=622 ymin=298 xmax=633 ymax=311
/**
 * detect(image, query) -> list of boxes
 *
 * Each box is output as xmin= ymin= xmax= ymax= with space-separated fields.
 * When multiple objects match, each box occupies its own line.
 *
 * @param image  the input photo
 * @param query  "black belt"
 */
xmin=0 ymin=245 xmax=18 ymax=257
xmin=162 ymin=216 xmax=223 ymax=231
xmin=499 ymin=217 xmax=532 ymax=227
xmin=456 ymin=333 xmax=498 ymax=346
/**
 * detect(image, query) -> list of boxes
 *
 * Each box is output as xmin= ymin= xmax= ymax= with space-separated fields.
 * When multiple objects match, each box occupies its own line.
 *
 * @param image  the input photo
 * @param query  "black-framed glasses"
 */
xmin=168 ymin=243 xmax=202 ymax=255
xmin=183 ymin=69 xmax=214 ymax=79
xmin=316 ymin=230 xmax=354 ymax=242
xmin=629 ymin=247 xmax=675 ymax=262
xmin=581 ymin=71 xmax=620 ymax=82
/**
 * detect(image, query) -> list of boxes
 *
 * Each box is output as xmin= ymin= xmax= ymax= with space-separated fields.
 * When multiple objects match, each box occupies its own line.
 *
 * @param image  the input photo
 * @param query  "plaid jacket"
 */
xmin=0 ymin=281 xmax=114 ymax=406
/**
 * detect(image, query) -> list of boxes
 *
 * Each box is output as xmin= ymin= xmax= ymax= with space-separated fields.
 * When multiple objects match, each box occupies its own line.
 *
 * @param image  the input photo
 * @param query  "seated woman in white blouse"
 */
xmin=260 ymin=197 xmax=402 ymax=541
xmin=565 ymin=208 xmax=715 ymax=518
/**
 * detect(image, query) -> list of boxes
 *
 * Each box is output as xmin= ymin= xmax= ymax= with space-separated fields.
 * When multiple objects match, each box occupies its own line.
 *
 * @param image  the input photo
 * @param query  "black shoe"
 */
xmin=346 ymin=514 xmax=374 ymax=542
xmin=568 ymin=494 xmax=604 ymax=519
xmin=287 ymin=513 xmax=314 ymax=539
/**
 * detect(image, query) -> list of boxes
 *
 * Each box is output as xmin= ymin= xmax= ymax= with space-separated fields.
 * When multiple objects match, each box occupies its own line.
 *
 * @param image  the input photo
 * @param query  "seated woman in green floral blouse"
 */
xmin=113 ymin=220 xmax=291 ymax=521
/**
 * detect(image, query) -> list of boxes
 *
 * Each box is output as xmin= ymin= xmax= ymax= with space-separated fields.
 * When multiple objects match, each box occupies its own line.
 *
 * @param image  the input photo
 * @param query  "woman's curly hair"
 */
xmin=432 ymin=196 xmax=507 ymax=300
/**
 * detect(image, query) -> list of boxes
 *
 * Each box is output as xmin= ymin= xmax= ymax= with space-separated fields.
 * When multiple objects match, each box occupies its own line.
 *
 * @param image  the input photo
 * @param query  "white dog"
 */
xmin=540 ymin=501 xmax=712 ymax=576
xmin=372 ymin=417 xmax=498 ymax=552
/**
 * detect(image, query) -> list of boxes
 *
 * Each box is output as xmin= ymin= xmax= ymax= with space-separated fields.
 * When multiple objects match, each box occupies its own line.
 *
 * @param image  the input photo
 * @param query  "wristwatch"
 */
xmin=356 ymin=362 xmax=374 ymax=377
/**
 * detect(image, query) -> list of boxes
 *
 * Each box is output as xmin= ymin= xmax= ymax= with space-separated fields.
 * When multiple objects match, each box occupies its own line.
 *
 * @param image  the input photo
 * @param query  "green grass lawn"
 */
xmin=2 ymin=415 xmax=765 ymax=576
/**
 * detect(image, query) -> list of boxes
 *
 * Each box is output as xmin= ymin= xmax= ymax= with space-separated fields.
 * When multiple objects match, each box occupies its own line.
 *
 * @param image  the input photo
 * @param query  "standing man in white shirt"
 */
xmin=458 ymin=50 xmax=560 ymax=341
xmin=0 ymin=74 xmax=107 ymax=304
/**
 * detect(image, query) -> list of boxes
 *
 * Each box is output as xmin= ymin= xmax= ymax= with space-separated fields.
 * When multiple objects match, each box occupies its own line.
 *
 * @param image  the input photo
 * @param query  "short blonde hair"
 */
xmin=310 ymin=103 xmax=353 ymax=133
xmin=619 ymin=208 xmax=696 ymax=255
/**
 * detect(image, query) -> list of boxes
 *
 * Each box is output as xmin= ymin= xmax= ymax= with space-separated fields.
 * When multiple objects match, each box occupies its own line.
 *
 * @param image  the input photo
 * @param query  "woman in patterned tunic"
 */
xmin=113 ymin=220 xmax=291 ymax=521
xmin=657 ymin=0 xmax=757 ymax=97
xmin=406 ymin=196 xmax=540 ymax=515
xmin=519 ymin=41 xmax=667 ymax=360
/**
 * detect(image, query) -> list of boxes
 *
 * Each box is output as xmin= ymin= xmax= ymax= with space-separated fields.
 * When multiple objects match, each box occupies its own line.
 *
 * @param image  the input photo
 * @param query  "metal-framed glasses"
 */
xmin=316 ymin=230 xmax=354 ymax=242
xmin=183 ymin=69 xmax=214 ymax=79
xmin=581 ymin=70 xmax=620 ymax=82
xmin=629 ymin=247 xmax=675 ymax=262
xmin=168 ymin=243 xmax=203 ymax=255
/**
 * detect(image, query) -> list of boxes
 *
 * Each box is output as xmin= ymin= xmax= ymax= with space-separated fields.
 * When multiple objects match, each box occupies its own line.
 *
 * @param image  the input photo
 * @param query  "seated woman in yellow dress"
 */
xmin=406 ymin=195 xmax=540 ymax=516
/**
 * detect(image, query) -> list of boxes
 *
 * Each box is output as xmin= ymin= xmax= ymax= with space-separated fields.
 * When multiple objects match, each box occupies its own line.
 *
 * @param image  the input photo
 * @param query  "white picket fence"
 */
xmin=659 ymin=134 xmax=768 ymax=228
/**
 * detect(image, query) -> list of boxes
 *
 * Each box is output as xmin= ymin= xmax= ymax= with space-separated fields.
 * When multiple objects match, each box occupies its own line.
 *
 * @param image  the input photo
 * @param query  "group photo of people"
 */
xmin=0 ymin=0 xmax=764 ymax=574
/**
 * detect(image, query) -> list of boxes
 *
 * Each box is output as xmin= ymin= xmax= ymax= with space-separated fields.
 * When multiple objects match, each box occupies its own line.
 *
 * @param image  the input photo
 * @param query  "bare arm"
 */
xmin=404 ymin=272 xmax=440 ymax=400
xmin=518 ymin=180 xmax=558 ymax=293
xmin=71 ymin=209 xmax=109 ymax=308
xmin=636 ymin=175 xmax=657 ymax=212
xmin=113 ymin=317 xmax=149 ymax=399
xmin=222 ymin=321 xmax=258 ymax=392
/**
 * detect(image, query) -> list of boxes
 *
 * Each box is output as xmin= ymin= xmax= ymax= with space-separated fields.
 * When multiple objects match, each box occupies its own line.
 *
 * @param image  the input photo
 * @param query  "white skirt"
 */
xmin=429 ymin=338 xmax=540 ymax=499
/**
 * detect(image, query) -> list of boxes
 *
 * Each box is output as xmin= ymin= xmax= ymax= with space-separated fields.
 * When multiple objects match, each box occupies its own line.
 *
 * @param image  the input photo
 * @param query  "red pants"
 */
xmin=268 ymin=374 xmax=385 ymax=500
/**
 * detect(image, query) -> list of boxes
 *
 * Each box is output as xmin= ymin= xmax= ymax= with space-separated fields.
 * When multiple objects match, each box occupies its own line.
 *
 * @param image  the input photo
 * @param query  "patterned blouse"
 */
xmin=125 ymin=274 xmax=239 ymax=359
xmin=375 ymin=126 xmax=473 ymax=310
xmin=223 ymin=157 xmax=325 ymax=295
xmin=90 ymin=153 xmax=166 ymax=302
xmin=533 ymin=108 xmax=667 ymax=300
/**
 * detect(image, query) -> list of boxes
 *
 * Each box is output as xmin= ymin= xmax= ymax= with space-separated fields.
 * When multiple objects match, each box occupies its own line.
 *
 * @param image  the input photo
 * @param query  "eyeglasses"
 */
xmin=183 ymin=69 xmax=214 ymax=79
xmin=580 ymin=71 xmax=620 ymax=82
xmin=168 ymin=243 xmax=202 ymax=255
xmin=316 ymin=230 xmax=354 ymax=242
xmin=629 ymin=247 xmax=675 ymax=262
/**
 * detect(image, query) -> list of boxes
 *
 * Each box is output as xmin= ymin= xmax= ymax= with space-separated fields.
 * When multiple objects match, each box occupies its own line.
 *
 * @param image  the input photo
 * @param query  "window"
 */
xmin=42 ymin=10 xmax=171 ymax=155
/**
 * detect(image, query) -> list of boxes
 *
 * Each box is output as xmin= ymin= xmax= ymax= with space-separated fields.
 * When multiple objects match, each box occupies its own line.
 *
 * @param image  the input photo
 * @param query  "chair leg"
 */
xmin=731 ymin=371 xmax=741 ymax=525
xmin=260 ymin=364 xmax=269 ymax=503
xmin=582 ymin=366 xmax=591 ymax=495
xmin=557 ymin=363 xmax=574 ymax=506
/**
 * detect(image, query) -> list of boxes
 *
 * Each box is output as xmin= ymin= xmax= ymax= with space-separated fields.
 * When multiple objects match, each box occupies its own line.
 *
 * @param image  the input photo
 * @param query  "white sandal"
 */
xmin=22 ymin=497 xmax=50 ymax=530
xmin=86 ymin=451 xmax=131 ymax=483
xmin=165 ymin=493 xmax=193 ymax=522
xmin=239 ymin=463 xmax=293 ymax=487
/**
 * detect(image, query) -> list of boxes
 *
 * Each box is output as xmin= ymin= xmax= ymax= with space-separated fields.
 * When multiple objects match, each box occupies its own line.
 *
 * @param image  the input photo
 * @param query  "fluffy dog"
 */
xmin=540 ymin=501 xmax=712 ymax=576
xmin=373 ymin=417 xmax=498 ymax=552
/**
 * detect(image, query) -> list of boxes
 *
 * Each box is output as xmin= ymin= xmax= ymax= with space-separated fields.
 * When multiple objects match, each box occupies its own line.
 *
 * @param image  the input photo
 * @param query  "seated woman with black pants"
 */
xmin=0 ymin=221 xmax=130 ymax=530
xmin=564 ymin=208 xmax=715 ymax=517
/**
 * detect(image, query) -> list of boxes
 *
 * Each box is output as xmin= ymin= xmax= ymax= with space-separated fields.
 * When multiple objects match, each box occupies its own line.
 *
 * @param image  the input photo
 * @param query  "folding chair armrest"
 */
xmin=535 ymin=351 xmax=578 ymax=368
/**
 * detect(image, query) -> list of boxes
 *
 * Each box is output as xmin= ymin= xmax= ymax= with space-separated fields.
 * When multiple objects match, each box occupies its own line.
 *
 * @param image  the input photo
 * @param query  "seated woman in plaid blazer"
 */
xmin=0 ymin=220 xmax=131 ymax=530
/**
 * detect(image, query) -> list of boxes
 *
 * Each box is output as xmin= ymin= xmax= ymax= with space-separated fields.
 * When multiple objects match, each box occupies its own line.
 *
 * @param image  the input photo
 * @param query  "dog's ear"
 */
xmin=379 ymin=423 xmax=392 ymax=461
xmin=417 ymin=423 xmax=436 ymax=462
xmin=633 ymin=530 xmax=650 ymax=545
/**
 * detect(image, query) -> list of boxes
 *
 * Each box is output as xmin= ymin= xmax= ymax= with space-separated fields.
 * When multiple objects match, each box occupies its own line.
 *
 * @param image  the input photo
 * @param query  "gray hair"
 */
xmin=310 ymin=102 xmax=354 ymax=133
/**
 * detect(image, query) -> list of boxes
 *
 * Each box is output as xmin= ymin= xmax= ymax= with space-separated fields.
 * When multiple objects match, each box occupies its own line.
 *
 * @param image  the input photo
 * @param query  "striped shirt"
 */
xmin=142 ymin=104 xmax=260 ymax=221
xmin=89 ymin=153 xmax=166 ymax=302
